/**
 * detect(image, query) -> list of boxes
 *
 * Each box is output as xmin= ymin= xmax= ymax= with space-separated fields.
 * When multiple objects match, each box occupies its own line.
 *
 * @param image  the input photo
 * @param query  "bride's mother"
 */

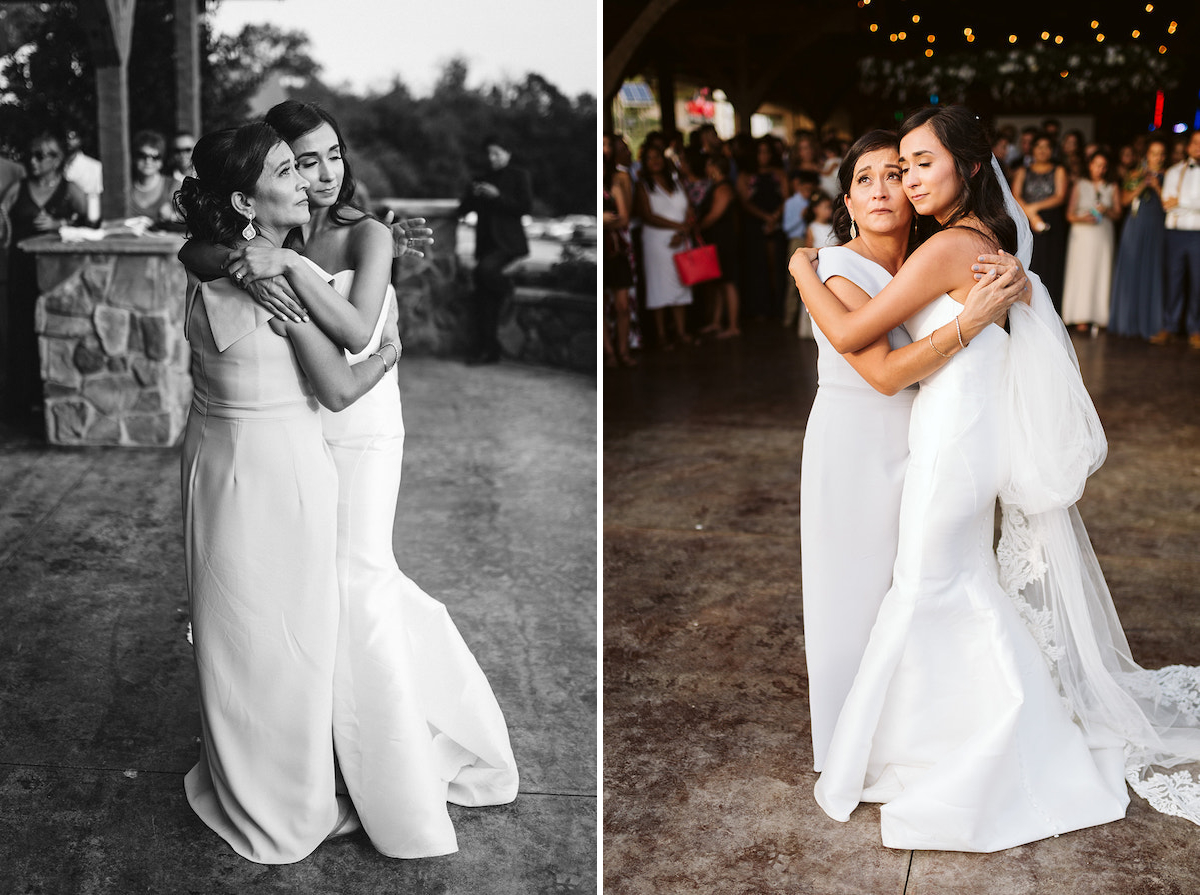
xmin=174 ymin=122 xmax=398 ymax=863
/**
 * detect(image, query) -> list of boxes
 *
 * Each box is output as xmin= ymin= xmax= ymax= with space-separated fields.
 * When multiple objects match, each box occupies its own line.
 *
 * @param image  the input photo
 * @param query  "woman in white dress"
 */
xmin=1061 ymin=149 xmax=1120 ymax=331
xmin=792 ymin=104 xmax=1200 ymax=851
xmin=635 ymin=143 xmax=695 ymax=348
xmin=176 ymin=123 xmax=401 ymax=863
xmin=180 ymin=103 xmax=519 ymax=861
xmin=800 ymin=130 xmax=1025 ymax=773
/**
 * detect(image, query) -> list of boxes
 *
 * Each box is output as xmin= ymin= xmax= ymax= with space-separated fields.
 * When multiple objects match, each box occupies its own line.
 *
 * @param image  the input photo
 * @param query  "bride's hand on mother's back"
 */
xmin=959 ymin=258 xmax=1028 ymax=337
xmin=973 ymin=251 xmax=1032 ymax=305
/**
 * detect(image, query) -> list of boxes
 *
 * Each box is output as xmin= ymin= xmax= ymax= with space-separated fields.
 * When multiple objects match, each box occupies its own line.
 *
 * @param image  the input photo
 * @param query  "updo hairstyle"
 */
xmin=173 ymin=122 xmax=282 ymax=245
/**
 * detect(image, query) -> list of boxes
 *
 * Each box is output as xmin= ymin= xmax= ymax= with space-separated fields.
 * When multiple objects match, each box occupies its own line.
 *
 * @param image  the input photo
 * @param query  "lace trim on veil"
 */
xmin=991 ymin=153 xmax=1200 ymax=829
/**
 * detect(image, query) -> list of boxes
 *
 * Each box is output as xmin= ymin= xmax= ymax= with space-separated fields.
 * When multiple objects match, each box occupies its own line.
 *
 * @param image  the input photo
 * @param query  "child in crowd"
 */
xmin=782 ymin=169 xmax=819 ymax=331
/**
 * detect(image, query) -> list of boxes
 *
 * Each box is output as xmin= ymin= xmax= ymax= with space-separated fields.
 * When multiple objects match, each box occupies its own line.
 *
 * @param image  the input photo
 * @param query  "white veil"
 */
xmin=991 ymin=155 xmax=1200 ymax=823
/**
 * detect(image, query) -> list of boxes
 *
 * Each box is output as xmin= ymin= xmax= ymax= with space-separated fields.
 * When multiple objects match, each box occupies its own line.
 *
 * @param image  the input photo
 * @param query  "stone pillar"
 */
xmin=22 ymin=234 xmax=191 ymax=446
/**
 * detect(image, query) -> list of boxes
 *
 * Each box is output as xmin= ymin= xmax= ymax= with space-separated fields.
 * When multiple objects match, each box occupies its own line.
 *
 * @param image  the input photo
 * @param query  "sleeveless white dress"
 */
xmin=182 ymin=273 xmax=344 ymax=863
xmin=801 ymin=247 xmax=916 ymax=772
xmin=813 ymin=292 xmax=1130 ymax=852
xmin=641 ymin=182 xmax=692 ymax=310
xmin=320 ymin=270 xmax=519 ymax=859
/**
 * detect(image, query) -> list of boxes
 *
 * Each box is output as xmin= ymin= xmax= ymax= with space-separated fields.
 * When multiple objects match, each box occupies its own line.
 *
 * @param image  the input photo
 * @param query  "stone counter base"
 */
xmin=34 ymin=252 xmax=190 ymax=447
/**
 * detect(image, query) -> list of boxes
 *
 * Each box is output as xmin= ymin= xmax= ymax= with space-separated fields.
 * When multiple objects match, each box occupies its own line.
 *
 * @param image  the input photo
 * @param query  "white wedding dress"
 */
xmin=811 ymin=158 xmax=1200 ymax=851
xmin=802 ymin=248 xmax=916 ymax=773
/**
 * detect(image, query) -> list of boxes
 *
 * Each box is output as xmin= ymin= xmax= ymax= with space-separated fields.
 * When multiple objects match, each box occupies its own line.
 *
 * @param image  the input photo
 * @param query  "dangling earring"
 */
xmin=241 ymin=215 xmax=256 ymax=240
xmin=849 ymin=219 xmax=858 ymax=240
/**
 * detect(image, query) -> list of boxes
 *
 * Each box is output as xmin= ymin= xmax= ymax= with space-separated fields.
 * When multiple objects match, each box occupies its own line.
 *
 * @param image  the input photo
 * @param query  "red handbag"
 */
xmin=673 ymin=240 xmax=721 ymax=286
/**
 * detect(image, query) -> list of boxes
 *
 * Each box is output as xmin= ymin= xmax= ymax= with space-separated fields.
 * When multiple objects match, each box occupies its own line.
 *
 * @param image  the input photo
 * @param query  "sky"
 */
xmin=209 ymin=0 xmax=599 ymax=99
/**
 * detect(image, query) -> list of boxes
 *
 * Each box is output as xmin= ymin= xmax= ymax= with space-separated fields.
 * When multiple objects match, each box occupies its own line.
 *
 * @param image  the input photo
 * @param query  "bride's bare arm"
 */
xmin=790 ymin=230 xmax=983 ymax=354
xmin=832 ymin=264 xmax=1026 ymax=395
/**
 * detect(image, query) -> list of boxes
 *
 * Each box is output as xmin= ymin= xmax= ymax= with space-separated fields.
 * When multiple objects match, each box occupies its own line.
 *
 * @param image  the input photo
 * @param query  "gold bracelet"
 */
xmin=954 ymin=315 xmax=968 ymax=349
xmin=928 ymin=330 xmax=950 ymax=358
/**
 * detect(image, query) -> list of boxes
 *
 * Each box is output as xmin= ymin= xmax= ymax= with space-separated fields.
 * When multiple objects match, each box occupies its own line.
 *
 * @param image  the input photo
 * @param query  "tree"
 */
xmin=0 ymin=2 xmax=321 ymax=155
xmin=202 ymin=23 xmax=321 ymax=128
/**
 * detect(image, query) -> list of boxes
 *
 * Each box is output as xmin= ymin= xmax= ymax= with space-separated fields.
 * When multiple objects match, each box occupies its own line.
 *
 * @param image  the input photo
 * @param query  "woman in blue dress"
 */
xmin=1109 ymin=136 xmax=1167 ymax=339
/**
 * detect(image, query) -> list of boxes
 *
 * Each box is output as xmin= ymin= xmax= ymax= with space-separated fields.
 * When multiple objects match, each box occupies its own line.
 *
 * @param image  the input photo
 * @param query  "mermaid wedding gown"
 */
xmin=320 ymin=269 xmax=519 ymax=859
xmin=811 ymin=158 xmax=1200 ymax=851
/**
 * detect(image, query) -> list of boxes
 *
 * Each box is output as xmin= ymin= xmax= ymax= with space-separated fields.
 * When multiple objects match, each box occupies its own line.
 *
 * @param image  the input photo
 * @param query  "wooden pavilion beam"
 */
xmin=79 ymin=0 xmax=137 ymax=219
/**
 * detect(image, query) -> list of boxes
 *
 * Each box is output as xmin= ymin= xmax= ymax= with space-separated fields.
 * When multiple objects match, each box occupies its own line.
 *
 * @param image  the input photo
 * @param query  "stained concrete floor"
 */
xmin=603 ymin=323 xmax=1200 ymax=895
xmin=0 ymin=357 xmax=597 ymax=895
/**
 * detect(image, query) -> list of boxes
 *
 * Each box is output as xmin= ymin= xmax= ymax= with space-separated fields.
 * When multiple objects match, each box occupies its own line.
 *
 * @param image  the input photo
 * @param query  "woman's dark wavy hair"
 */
xmin=266 ymin=100 xmax=363 ymax=226
xmin=898 ymin=105 xmax=1017 ymax=254
xmin=173 ymin=122 xmax=282 ymax=246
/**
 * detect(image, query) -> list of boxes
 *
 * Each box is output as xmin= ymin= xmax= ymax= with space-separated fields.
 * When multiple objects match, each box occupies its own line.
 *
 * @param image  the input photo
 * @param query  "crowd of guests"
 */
xmin=0 ymin=124 xmax=197 ymax=417
xmin=603 ymin=124 xmax=850 ymax=364
xmin=603 ymin=116 xmax=1200 ymax=364
xmin=998 ymin=118 xmax=1200 ymax=348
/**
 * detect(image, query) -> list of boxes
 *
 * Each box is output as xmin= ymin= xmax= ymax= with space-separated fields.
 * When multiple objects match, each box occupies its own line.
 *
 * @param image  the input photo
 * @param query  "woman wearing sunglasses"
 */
xmin=0 ymin=128 xmax=87 ymax=417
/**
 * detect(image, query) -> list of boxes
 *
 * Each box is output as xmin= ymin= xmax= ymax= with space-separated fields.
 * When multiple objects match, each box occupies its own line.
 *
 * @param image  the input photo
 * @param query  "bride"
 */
xmin=790 ymin=104 xmax=1200 ymax=852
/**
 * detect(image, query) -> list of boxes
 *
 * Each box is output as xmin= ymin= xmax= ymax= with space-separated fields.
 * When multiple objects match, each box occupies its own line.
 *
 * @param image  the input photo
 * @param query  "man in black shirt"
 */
xmin=457 ymin=136 xmax=531 ymax=364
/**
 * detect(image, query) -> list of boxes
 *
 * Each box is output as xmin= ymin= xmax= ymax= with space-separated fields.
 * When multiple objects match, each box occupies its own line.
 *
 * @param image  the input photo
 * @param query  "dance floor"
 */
xmin=0 ymin=357 xmax=596 ymax=894
xmin=604 ymin=322 xmax=1200 ymax=894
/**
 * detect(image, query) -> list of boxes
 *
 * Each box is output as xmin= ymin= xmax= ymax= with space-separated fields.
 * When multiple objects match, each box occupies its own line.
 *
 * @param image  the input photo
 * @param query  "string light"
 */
xmin=912 ymin=14 xmax=920 ymax=23
xmin=898 ymin=31 xmax=907 ymax=40
xmin=869 ymin=23 xmax=878 ymax=32
xmin=925 ymin=48 xmax=934 ymax=57
xmin=1008 ymin=34 xmax=1018 ymax=43
xmin=1145 ymin=3 xmax=1153 ymax=11
xmin=1090 ymin=20 xmax=1099 ymax=29
xmin=1168 ymin=21 xmax=1178 ymax=34
xmin=1060 ymin=70 xmax=1069 ymax=78
xmin=1133 ymin=29 xmax=1141 ymax=38
xmin=1054 ymin=35 xmax=1064 ymax=44
xmin=963 ymin=27 xmax=972 ymax=36
xmin=890 ymin=32 xmax=897 ymax=42
xmin=1097 ymin=33 xmax=1106 ymax=42
xmin=1159 ymin=44 xmax=1167 ymax=53
xmin=966 ymin=33 xmax=975 ymax=42
xmin=1041 ymin=31 xmax=1050 ymax=40
xmin=927 ymin=34 xmax=935 ymax=43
